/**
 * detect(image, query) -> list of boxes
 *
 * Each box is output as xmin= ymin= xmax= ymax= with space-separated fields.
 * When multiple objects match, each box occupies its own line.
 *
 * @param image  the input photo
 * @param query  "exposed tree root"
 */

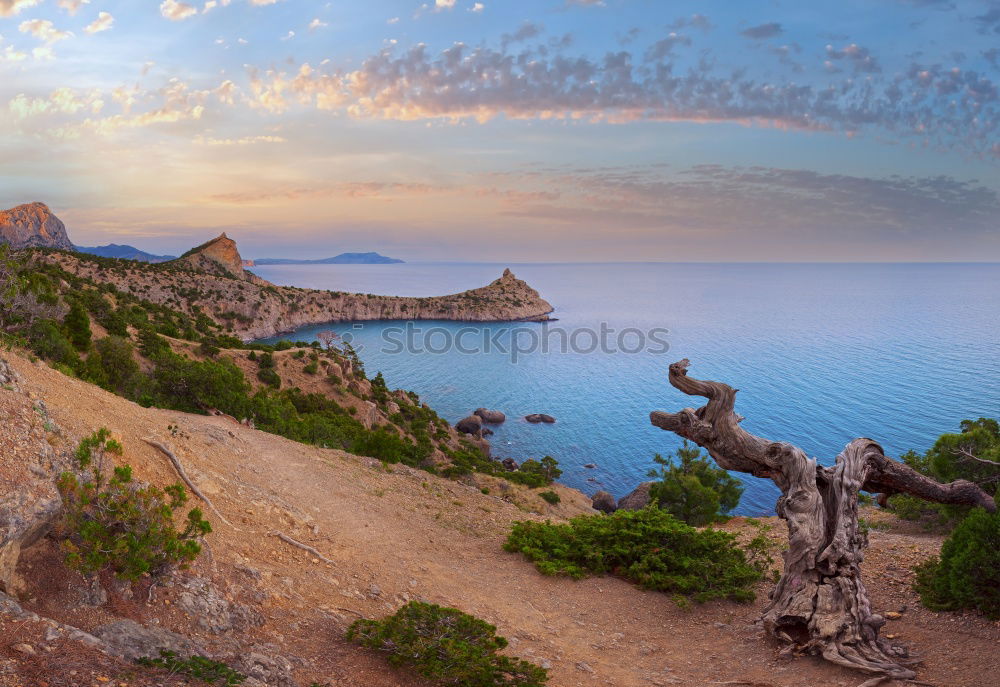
xmin=271 ymin=531 xmax=334 ymax=564
xmin=649 ymin=359 xmax=995 ymax=681
xmin=142 ymin=438 xmax=241 ymax=531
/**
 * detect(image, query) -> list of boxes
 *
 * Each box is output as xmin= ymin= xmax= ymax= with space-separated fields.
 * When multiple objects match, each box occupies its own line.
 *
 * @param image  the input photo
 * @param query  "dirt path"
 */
xmin=7 ymin=354 xmax=1000 ymax=687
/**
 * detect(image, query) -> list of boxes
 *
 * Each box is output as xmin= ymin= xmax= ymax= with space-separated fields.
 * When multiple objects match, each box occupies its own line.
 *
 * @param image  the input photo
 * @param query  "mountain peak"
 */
xmin=0 ymin=202 xmax=74 ymax=251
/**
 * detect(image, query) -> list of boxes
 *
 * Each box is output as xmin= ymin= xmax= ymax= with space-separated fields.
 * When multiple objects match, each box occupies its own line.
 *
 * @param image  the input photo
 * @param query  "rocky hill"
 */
xmin=0 ymin=202 xmax=74 ymax=251
xmin=76 ymin=243 xmax=175 ymax=263
xmin=37 ymin=243 xmax=554 ymax=341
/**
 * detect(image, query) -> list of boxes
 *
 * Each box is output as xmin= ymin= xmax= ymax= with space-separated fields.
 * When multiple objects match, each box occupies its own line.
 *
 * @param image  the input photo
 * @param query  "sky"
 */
xmin=0 ymin=0 xmax=998 ymax=261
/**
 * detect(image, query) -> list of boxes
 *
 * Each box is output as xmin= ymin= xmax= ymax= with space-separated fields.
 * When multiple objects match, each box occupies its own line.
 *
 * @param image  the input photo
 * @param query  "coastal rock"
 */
xmin=591 ymin=491 xmax=617 ymax=513
xmin=175 ymin=233 xmax=271 ymax=287
xmin=387 ymin=401 xmax=401 ymax=415
xmin=0 ymin=202 xmax=74 ymax=251
xmin=360 ymin=401 xmax=378 ymax=430
xmin=501 ymin=458 xmax=519 ymax=471
xmin=455 ymin=415 xmax=483 ymax=436
xmin=474 ymin=408 xmax=506 ymax=424
xmin=525 ymin=414 xmax=556 ymax=424
xmin=618 ymin=482 xmax=654 ymax=511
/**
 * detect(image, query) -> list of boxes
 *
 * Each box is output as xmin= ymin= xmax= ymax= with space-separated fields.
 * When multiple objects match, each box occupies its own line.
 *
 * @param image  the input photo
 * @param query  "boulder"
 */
xmin=591 ymin=491 xmax=617 ymax=513
xmin=482 ymin=427 xmax=494 ymax=437
xmin=474 ymin=408 xmax=506 ymax=424
xmin=359 ymin=401 xmax=378 ymax=429
xmin=93 ymin=619 xmax=204 ymax=661
xmin=524 ymin=414 xmax=556 ymax=424
xmin=386 ymin=401 xmax=400 ymax=415
xmin=455 ymin=415 xmax=483 ymax=435
xmin=617 ymin=482 xmax=654 ymax=511
xmin=501 ymin=458 xmax=519 ymax=472
xmin=176 ymin=576 xmax=264 ymax=634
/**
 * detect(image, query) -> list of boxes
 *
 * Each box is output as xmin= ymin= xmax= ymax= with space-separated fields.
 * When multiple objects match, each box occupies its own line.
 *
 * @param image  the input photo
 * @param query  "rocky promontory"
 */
xmin=0 ymin=202 xmax=74 ymax=251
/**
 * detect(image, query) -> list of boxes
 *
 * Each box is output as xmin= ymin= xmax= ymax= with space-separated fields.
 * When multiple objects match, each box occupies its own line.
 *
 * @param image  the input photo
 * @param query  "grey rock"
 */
xmin=524 ymin=414 xmax=556 ymax=424
xmin=501 ymin=458 xmax=519 ymax=472
xmin=618 ymin=482 xmax=654 ymax=511
xmin=474 ymin=408 xmax=506 ymax=424
xmin=176 ymin=576 xmax=264 ymax=634
xmin=591 ymin=491 xmax=617 ymax=513
xmin=93 ymin=619 xmax=204 ymax=661
xmin=236 ymin=649 xmax=299 ymax=687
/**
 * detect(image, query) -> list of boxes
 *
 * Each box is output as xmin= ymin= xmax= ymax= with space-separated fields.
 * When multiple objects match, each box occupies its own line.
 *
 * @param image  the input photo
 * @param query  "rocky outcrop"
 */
xmin=591 ymin=491 xmax=617 ymax=513
xmin=456 ymin=415 xmax=483 ymax=435
xmin=0 ymin=360 xmax=67 ymax=595
xmin=525 ymin=414 xmax=556 ymax=424
xmin=93 ymin=619 xmax=205 ymax=661
xmin=0 ymin=202 xmax=74 ymax=251
xmin=618 ymin=482 xmax=654 ymax=511
xmin=176 ymin=576 xmax=265 ymax=634
xmin=474 ymin=408 xmax=506 ymax=424
xmin=175 ymin=233 xmax=270 ymax=286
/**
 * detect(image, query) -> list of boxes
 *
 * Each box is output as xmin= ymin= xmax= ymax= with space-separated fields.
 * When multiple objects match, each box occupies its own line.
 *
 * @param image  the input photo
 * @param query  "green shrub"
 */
xmin=56 ymin=429 xmax=211 ymax=580
xmin=303 ymin=361 xmax=319 ymax=375
xmin=539 ymin=490 xmax=560 ymax=505
xmin=347 ymin=601 xmax=547 ymax=687
xmin=647 ymin=441 xmax=744 ymax=526
xmin=506 ymin=456 xmax=561 ymax=488
xmin=504 ymin=507 xmax=766 ymax=603
xmin=28 ymin=318 xmax=79 ymax=367
xmin=914 ymin=508 xmax=1000 ymax=619
xmin=137 ymin=650 xmax=245 ymax=686
xmin=64 ymin=301 xmax=92 ymax=351
xmin=90 ymin=335 xmax=144 ymax=397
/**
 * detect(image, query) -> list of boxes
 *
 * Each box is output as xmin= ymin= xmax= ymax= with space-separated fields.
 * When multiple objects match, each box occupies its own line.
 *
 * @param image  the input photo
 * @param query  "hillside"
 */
xmin=34 ymin=237 xmax=554 ymax=340
xmin=2 ymin=349 xmax=998 ymax=687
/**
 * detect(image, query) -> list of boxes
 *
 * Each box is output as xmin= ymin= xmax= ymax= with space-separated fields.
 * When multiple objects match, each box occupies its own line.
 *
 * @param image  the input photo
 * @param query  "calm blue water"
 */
xmin=254 ymin=263 xmax=1000 ymax=515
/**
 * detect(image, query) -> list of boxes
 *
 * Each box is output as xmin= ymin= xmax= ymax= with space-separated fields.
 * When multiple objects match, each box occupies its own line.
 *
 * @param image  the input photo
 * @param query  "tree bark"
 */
xmin=649 ymin=359 xmax=996 ymax=680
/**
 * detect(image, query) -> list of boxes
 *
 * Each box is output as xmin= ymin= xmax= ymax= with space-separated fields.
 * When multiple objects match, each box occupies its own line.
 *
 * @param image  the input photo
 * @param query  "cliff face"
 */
xmin=38 ymin=243 xmax=554 ymax=341
xmin=0 ymin=202 xmax=74 ymax=251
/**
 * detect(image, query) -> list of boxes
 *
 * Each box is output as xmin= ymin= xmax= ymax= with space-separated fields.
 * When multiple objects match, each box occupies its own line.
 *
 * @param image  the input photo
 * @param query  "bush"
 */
xmin=56 ymin=429 xmax=211 ymax=580
xmin=504 ymin=507 xmax=767 ymax=603
xmin=137 ymin=650 xmax=245 ymax=686
xmin=64 ymin=301 xmax=92 ymax=351
xmin=347 ymin=601 xmax=548 ymax=687
xmin=539 ymin=490 xmax=560 ymax=505
xmin=914 ymin=508 xmax=1000 ymax=619
xmin=27 ymin=319 xmax=79 ymax=367
xmin=647 ymin=441 xmax=743 ymax=526
xmin=506 ymin=456 xmax=561 ymax=488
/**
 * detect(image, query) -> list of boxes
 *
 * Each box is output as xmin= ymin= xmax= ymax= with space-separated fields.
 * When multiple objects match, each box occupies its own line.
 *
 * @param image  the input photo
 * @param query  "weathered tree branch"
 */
xmin=649 ymin=359 xmax=995 ymax=680
xmin=143 ymin=438 xmax=241 ymax=531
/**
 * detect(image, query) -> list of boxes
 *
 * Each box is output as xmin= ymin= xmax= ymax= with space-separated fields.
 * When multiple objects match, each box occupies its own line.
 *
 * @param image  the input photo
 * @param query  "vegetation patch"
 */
xmin=137 ymin=651 xmax=245 ymax=686
xmin=504 ymin=507 xmax=770 ymax=603
xmin=347 ymin=601 xmax=548 ymax=687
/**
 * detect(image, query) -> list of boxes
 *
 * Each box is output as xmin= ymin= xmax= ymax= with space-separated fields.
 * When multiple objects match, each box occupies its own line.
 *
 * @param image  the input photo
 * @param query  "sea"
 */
xmin=254 ymin=262 xmax=1000 ymax=515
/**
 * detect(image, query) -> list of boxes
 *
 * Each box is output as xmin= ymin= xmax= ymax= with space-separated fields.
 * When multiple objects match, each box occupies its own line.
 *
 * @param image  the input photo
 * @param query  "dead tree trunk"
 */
xmin=649 ymin=359 xmax=996 ymax=680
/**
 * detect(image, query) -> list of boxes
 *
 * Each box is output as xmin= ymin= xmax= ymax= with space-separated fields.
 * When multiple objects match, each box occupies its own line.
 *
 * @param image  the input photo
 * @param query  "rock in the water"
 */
xmin=455 ymin=415 xmax=483 ymax=435
xmin=501 ymin=458 xmax=519 ymax=471
xmin=591 ymin=491 xmax=617 ymax=513
xmin=583 ymin=463 xmax=597 ymax=469
xmin=482 ymin=427 xmax=494 ymax=437
xmin=93 ymin=619 xmax=204 ymax=661
xmin=617 ymin=482 xmax=654 ymax=511
xmin=524 ymin=414 xmax=556 ymax=424
xmin=474 ymin=408 xmax=506 ymax=424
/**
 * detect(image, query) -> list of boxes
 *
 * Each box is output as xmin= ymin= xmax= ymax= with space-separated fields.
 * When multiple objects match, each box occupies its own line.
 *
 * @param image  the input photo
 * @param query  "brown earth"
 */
xmin=2 ymin=352 xmax=999 ymax=687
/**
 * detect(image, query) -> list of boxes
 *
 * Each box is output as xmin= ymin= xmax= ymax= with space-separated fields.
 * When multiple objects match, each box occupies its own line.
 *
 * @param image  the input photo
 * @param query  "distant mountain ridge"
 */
xmin=254 ymin=252 xmax=404 ymax=265
xmin=75 ymin=243 xmax=176 ymax=263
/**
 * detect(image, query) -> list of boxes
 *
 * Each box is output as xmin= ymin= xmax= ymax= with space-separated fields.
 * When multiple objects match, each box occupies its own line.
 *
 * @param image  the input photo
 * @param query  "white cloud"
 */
xmin=84 ymin=12 xmax=114 ymax=35
xmin=19 ymin=19 xmax=73 ymax=44
xmin=57 ymin=0 xmax=89 ymax=15
xmin=160 ymin=0 xmax=197 ymax=21
xmin=281 ymin=30 xmax=295 ymax=40
xmin=435 ymin=0 xmax=456 ymax=9
xmin=470 ymin=3 xmax=484 ymax=12
xmin=387 ymin=16 xmax=400 ymax=24
xmin=308 ymin=18 xmax=327 ymax=32
xmin=0 ymin=0 xmax=41 ymax=18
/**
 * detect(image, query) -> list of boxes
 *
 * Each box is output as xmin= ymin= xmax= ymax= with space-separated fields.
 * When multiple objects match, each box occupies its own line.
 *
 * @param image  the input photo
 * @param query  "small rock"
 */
xmin=12 ymin=643 xmax=35 ymax=656
xmin=618 ymin=482 xmax=654 ymax=511
xmin=501 ymin=458 xmax=519 ymax=471
xmin=583 ymin=463 xmax=597 ymax=469
xmin=885 ymin=611 xmax=903 ymax=620
xmin=591 ymin=491 xmax=617 ymax=513
xmin=455 ymin=415 xmax=483 ymax=436
xmin=524 ymin=414 xmax=556 ymax=424
xmin=575 ymin=662 xmax=594 ymax=673
xmin=474 ymin=408 xmax=506 ymax=424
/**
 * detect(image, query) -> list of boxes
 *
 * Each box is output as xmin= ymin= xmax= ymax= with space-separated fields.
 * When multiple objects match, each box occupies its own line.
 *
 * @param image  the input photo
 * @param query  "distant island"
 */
xmin=254 ymin=252 xmax=404 ymax=265
xmin=75 ymin=243 xmax=176 ymax=263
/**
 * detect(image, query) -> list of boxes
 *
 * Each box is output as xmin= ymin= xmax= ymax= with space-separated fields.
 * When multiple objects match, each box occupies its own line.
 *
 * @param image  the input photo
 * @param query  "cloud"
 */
xmin=974 ymin=3 xmax=1000 ymax=34
xmin=387 ymin=16 xmax=400 ymax=24
xmin=669 ymin=14 xmax=712 ymax=32
xmin=825 ymin=43 xmax=881 ymax=73
xmin=566 ymin=0 xmax=605 ymax=6
xmin=741 ymin=23 xmax=783 ymax=40
xmin=84 ymin=12 xmax=114 ymax=35
xmin=160 ymin=0 xmax=197 ymax=21
xmin=470 ymin=3 xmax=484 ymax=12
xmin=0 ymin=0 xmax=40 ymax=17
xmin=501 ymin=21 xmax=542 ymax=49
xmin=435 ymin=0 xmax=456 ymax=9
xmin=645 ymin=32 xmax=691 ymax=61
xmin=57 ymin=0 xmax=89 ymax=15
xmin=308 ymin=18 xmax=327 ymax=31
xmin=19 ymin=19 xmax=72 ymax=44
xmin=195 ymin=134 xmax=286 ymax=145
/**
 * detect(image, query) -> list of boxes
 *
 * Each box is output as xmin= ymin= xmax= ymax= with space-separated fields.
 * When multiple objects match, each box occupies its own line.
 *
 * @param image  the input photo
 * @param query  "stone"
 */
xmin=618 ymin=482 xmax=654 ymax=511
xmin=524 ymin=414 xmax=556 ymax=424
xmin=455 ymin=415 xmax=483 ymax=435
xmin=93 ymin=620 xmax=204 ymax=661
xmin=176 ymin=576 xmax=264 ymax=634
xmin=359 ymin=401 xmax=379 ymax=430
xmin=501 ymin=458 xmax=519 ymax=472
xmin=386 ymin=401 xmax=400 ymax=415
xmin=591 ymin=491 xmax=617 ymax=513
xmin=236 ymin=649 xmax=299 ymax=687
xmin=474 ymin=408 xmax=506 ymax=424
xmin=12 ymin=643 xmax=35 ymax=656
xmin=583 ymin=463 xmax=597 ymax=469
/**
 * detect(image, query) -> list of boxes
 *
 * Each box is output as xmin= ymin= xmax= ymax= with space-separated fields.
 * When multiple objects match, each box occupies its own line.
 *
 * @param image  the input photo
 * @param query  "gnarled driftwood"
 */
xmin=650 ymin=359 xmax=995 ymax=680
